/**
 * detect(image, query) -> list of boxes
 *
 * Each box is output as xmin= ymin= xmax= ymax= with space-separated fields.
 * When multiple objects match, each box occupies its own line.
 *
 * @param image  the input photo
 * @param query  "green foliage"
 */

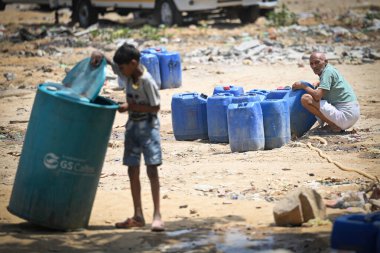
xmin=90 ymin=28 xmax=131 ymax=42
xmin=365 ymin=11 xmax=380 ymax=20
xmin=90 ymin=25 xmax=169 ymax=42
xmin=138 ymin=25 xmax=162 ymax=40
xmin=267 ymin=4 xmax=298 ymax=27
xmin=110 ymin=28 xmax=132 ymax=40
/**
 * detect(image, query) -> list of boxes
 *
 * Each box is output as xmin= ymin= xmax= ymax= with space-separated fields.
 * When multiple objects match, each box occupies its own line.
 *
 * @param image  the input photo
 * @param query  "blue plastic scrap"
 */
xmin=62 ymin=57 xmax=107 ymax=101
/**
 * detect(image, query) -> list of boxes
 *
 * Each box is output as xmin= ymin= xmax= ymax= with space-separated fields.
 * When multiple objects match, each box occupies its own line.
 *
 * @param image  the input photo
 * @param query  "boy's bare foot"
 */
xmin=151 ymin=218 xmax=165 ymax=232
xmin=115 ymin=217 xmax=145 ymax=229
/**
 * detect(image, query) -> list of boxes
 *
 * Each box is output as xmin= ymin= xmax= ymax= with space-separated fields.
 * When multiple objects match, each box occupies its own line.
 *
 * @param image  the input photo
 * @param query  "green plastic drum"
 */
xmin=8 ymin=83 xmax=118 ymax=230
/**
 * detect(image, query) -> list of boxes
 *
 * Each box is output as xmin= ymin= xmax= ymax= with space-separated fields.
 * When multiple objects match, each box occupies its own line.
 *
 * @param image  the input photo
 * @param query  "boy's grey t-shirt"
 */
xmin=112 ymin=64 xmax=160 ymax=119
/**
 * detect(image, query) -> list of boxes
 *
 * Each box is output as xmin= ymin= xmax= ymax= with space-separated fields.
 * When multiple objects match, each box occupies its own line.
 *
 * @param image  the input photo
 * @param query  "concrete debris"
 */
xmin=182 ymin=23 xmax=380 ymax=65
xmin=273 ymin=187 xmax=326 ymax=226
xmin=74 ymin=24 xmax=98 ymax=37
xmin=234 ymin=40 xmax=261 ymax=52
xmin=367 ymin=19 xmax=380 ymax=31
xmin=332 ymin=26 xmax=351 ymax=37
xmin=4 ymin=72 xmax=15 ymax=81
xmin=370 ymin=52 xmax=380 ymax=60
xmin=1 ymin=18 xmax=377 ymax=66
xmin=184 ymin=42 xmax=379 ymax=65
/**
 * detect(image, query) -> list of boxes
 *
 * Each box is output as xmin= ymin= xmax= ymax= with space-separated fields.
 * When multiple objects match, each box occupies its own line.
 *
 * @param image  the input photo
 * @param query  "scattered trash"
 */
xmin=4 ymin=72 xmax=15 ymax=81
xmin=193 ymin=184 xmax=216 ymax=192
xmin=302 ymin=217 xmax=332 ymax=227
xmin=19 ymin=27 xmax=47 ymax=41
xmin=325 ymin=191 xmax=367 ymax=209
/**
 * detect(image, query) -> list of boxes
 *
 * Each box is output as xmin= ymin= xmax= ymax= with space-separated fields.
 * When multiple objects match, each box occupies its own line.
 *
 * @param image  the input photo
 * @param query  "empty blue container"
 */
xmin=172 ymin=93 xmax=208 ymax=141
xmin=331 ymin=213 xmax=380 ymax=253
xmin=207 ymin=93 xmax=234 ymax=143
xmin=140 ymin=53 xmax=161 ymax=89
xmin=227 ymin=102 xmax=265 ymax=152
xmin=8 ymin=83 xmax=118 ymax=230
xmin=213 ymin=85 xmax=244 ymax=96
xmin=260 ymin=93 xmax=290 ymax=150
xmin=157 ymin=52 xmax=182 ymax=89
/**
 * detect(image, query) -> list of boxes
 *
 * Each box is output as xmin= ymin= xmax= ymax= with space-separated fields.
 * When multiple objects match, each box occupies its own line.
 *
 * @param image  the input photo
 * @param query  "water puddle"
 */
xmin=214 ymin=229 xmax=274 ymax=253
xmin=160 ymin=228 xmax=291 ymax=252
xmin=166 ymin=228 xmax=194 ymax=237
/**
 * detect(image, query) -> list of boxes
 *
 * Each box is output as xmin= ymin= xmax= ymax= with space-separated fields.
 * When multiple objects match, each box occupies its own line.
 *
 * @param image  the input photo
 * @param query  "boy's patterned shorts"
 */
xmin=123 ymin=116 xmax=162 ymax=167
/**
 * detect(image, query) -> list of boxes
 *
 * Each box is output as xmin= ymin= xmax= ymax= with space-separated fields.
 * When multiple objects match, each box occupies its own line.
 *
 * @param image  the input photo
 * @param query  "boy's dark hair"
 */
xmin=113 ymin=43 xmax=140 ymax=65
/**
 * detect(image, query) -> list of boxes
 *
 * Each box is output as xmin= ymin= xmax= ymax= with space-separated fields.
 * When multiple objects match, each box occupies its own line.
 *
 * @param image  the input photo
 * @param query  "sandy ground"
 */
xmin=1 ymin=1 xmax=380 ymax=252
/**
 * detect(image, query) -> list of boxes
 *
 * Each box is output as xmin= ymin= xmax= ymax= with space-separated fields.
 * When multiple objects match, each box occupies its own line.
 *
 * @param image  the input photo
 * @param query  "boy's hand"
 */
xmin=91 ymin=51 xmax=104 ymax=67
xmin=118 ymin=102 xmax=129 ymax=113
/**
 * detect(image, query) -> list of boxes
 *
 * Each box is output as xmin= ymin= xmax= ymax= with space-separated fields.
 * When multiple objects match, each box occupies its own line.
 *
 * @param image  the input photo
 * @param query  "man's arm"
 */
xmin=292 ymin=81 xmax=325 ymax=101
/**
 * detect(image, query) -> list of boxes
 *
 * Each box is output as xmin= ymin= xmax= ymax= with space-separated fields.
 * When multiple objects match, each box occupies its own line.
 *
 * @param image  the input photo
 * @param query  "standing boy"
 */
xmin=91 ymin=44 xmax=164 ymax=232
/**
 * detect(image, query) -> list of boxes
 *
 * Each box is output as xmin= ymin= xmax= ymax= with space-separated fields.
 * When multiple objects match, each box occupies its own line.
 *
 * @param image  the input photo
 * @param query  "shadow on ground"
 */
xmin=0 ymin=214 xmax=332 ymax=253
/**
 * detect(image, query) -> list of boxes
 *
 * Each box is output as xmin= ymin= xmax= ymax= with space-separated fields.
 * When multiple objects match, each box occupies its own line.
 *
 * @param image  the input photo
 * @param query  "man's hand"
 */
xmin=292 ymin=81 xmax=306 ymax=90
xmin=118 ymin=102 xmax=129 ymax=113
xmin=90 ymin=51 xmax=104 ymax=67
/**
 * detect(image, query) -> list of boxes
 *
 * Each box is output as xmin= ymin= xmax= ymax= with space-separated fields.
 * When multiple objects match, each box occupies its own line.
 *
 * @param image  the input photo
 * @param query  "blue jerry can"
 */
xmin=287 ymin=82 xmax=317 ymax=138
xmin=141 ymin=47 xmax=167 ymax=55
xmin=213 ymin=85 xmax=244 ymax=96
xmin=265 ymin=83 xmax=317 ymax=138
xmin=207 ymin=93 xmax=234 ymax=143
xmin=140 ymin=53 xmax=162 ymax=89
xmin=231 ymin=94 xmax=262 ymax=104
xmin=171 ymin=93 xmax=208 ymax=141
xmin=331 ymin=213 xmax=380 ymax=253
xmin=246 ymin=89 xmax=269 ymax=101
xmin=227 ymin=102 xmax=265 ymax=152
xmin=260 ymin=91 xmax=291 ymax=150
xmin=157 ymin=52 xmax=182 ymax=89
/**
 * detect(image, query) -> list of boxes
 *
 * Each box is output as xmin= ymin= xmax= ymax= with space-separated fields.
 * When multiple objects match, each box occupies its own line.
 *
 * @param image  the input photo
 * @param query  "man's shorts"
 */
xmin=319 ymin=100 xmax=360 ymax=130
xmin=123 ymin=116 xmax=162 ymax=167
